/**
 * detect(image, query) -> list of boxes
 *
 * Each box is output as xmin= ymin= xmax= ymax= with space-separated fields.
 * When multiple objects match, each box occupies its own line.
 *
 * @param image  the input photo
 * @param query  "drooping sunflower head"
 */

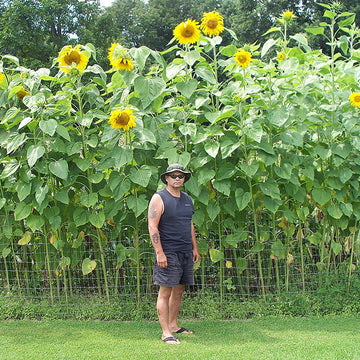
xmin=173 ymin=19 xmax=201 ymax=45
xmin=17 ymin=88 xmax=30 ymax=101
xmin=201 ymin=11 xmax=224 ymax=37
xmin=108 ymin=43 xmax=134 ymax=71
xmin=349 ymin=92 xmax=360 ymax=107
xmin=109 ymin=108 xmax=136 ymax=131
xmin=278 ymin=52 xmax=285 ymax=62
xmin=57 ymin=45 xmax=89 ymax=74
xmin=234 ymin=50 xmax=252 ymax=69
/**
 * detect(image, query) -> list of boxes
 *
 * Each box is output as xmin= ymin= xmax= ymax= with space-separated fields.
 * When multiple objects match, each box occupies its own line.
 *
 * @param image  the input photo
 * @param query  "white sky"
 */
xmin=100 ymin=0 xmax=114 ymax=7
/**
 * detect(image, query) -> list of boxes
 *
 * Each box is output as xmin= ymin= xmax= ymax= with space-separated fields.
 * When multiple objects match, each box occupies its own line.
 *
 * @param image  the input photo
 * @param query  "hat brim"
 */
xmin=160 ymin=170 xmax=191 ymax=184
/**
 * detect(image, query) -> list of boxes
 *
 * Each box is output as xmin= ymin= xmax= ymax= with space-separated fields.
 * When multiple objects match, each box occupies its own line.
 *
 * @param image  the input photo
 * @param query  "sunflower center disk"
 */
xmin=116 ymin=112 xmax=130 ymax=125
xmin=207 ymin=19 xmax=218 ymax=29
xmin=183 ymin=26 xmax=194 ymax=38
xmin=64 ymin=51 xmax=81 ymax=66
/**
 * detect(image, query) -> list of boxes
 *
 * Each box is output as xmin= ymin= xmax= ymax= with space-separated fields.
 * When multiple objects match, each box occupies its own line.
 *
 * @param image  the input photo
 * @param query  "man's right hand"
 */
xmin=156 ymin=252 xmax=168 ymax=268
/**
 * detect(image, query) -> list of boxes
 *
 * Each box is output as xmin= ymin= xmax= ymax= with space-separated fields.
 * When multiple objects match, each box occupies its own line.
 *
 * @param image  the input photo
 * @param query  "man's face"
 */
xmin=166 ymin=171 xmax=185 ymax=187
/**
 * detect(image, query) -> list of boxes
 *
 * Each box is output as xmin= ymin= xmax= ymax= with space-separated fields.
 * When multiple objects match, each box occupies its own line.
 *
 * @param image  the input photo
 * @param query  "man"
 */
xmin=148 ymin=164 xmax=199 ymax=345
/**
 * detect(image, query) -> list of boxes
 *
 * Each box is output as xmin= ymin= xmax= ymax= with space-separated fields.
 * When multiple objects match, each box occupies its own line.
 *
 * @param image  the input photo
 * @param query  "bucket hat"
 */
xmin=160 ymin=163 xmax=191 ymax=184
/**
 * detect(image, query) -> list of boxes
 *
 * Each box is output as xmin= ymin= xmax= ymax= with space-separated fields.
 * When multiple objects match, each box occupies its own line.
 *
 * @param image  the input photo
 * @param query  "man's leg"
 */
xmin=168 ymin=284 xmax=185 ymax=333
xmin=157 ymin=285 xmax=179 ymax=342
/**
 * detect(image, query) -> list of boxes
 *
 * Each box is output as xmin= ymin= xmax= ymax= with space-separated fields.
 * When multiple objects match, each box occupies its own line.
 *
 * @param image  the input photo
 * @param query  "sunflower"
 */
xmin=109 ymin=108 xmax=136 ymax=131
xmin=108 ymin=43 xmax=134 ymax=71
xmin=281 ymin=10 xmax=296 ymax=22
xmin=234 ymin=50 xmax=252 ymax=69
xmin=173 ymin=19 xmax=200 ymax=45
xmin=278 ymin=52 xmax=285 ymax=62
xmin=349 ymin=92 xmax=360 ymax=107
xmin=0 ymin=72 xmax=4 ymax=84
xmin=17 ymin=88 xmax=29 ymax=101
xmin=57 ymin=45 xmax=89 ymax=74
xmin=201 ymin=11 xmax=224 ymax=37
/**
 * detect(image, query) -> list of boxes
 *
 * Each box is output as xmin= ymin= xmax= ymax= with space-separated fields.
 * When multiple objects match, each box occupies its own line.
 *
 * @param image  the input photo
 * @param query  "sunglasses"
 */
xmin=168 ymin=174 xmax=185 ymax=179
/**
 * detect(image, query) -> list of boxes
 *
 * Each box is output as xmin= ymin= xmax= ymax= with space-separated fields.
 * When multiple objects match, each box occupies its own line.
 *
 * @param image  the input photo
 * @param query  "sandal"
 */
xmin=162 ymin=336 xmax=180 ymax=345
xmin=174 ymin=327 xmax=194 ymax=334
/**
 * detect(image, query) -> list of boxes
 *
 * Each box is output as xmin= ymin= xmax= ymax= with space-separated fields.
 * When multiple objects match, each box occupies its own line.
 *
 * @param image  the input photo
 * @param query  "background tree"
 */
xmin=0 ymin=0 xmax=100 ymax=68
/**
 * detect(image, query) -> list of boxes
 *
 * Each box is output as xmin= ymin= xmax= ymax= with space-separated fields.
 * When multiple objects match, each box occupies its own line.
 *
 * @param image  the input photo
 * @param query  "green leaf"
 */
xmin=207 ymin=202 xmax=220 ymax=221
xmin=204 ymin=141 xmax=220 ymax=158
xmin=197 ymin=239 xmax=208 ymax=256
xmin=183 ymin=50 xmax=201 ymax=66
xmin=197 ymin=168 xmax=215 ymax=185
xmin=113 ymin=179 xmax=131 ymax=202
xmin=26 ymin=214 xmax=45 ymax=232
xmin=27 ymin=145 xmax=45 ymax=167
xmin=306 ymin=27 xmax=325 ymax=35
xmin=331 ymin=242 xmax=342 ymax=256
xmin=82 ymin=258 xmax=96 ymax=275
xmin=1 ymin=159 xmax=20 ymax=179
xmin=261 ymin=38 xmax=278 ymax=57
xmin=134 ymin=76 xmax=166 ymax=108
xmin=339 ymin=169 xmax=352 ymax=184
xmin=235 ymin=188 xmax=252 ymax=211
xmin=89 ymin=212 xmax=105 ymax=228
xmin=239 ymin=160 xmax=259 ymax=178
xmin=250 ymin=242 xmax=264 ymax=254
xmin=271 ymin=240 xmax=286 ymax=259
xmin=217 ymin=162 xmax=236 ymax=180
xmin=327 ymin=204 xmax=343 ymax=219
xmin=312 ymin=188 xmax=331 ymax=206
xmin=209 ymin=249 xmax=224 ymax=263
xmin=55 ymin=125 xmax=71 ymax=141
xmin=259 ymin=179 xmax=280 ymax=200
xmin=267 ymin=108 xmax=289 ymax=127
xmin=127 ymin=194 xmax=148 ymax=217
xmin=340 ymin=202 xmax=353 ymax=217
xmin=80 ymin=192 xmax=98 ymax=207
xmin=89 ymin=173 xmax=104 ymax=184
xmin=314 ymin=145 xmax=331 ymax=160
xmin=35 ymin=185 xmax=49 ymax=206
xmin=16 ymin=181 xmax=31 ymax=202
xmin=195 ymin=67 xmax=216 ymax=84
xmin=73 ymin=208 xmax=89 ymax=226
xmin=39 ymin=119 xmax=57 ymax=136
xmin=113 ymin=146 xmax=133 ymax=168
xmin=49 ymin=159 xmax=69 ymax=180
xmin=274 ymin=163 xmax=292 ymax=180
xmin=7 ymin=133 xmax=27 ymax=154
xmin=176 ymin=79 xmax=198 ymax=98
xmin=1 ymin=107 xmax=20 ymax=124
xmin=129 ymin=165 xmax=152 ymax=187
xmin=75 ymin=158 xmax=91 ymax=172
xmin=54 ymin=190 xmax=70 ymax=205
xmin=14 ymin=202 xmax=32 ymax=221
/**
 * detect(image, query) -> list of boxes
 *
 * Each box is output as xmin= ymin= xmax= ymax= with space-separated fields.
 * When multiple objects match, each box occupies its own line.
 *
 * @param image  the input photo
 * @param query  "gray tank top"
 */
xmin=157 ymin=189 xmax=194 ymax=253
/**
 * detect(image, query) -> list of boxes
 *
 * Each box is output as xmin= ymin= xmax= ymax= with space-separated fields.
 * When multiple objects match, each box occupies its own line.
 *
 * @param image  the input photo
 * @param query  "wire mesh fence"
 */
xmin=1 ymin=217 xmax=357 ymax=319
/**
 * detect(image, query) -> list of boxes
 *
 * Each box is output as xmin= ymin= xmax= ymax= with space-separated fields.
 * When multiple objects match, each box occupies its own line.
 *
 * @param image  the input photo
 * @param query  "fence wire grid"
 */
xmin=1 ymin=217 xmax=357 ymax=319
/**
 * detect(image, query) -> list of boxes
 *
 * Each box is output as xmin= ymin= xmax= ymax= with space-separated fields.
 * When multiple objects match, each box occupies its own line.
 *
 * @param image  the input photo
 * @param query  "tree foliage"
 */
xmin=0 ymin=0 xmax=100 ymax=68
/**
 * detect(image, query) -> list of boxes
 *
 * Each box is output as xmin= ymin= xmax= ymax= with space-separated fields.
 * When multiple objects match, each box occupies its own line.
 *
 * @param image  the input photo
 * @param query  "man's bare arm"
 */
xmin=148 ymin=194 xmax=167 ymax=267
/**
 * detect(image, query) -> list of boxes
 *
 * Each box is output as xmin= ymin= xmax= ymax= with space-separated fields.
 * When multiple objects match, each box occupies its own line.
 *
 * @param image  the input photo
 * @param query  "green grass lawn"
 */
xmin=1 ymin=317 xmax=359 ymax=360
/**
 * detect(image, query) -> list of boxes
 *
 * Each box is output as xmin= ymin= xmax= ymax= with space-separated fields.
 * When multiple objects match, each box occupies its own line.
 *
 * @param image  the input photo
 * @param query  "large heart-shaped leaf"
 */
xmin=27 ymin=145 xmax=45 ymax=168
xmin=129 ymin=166 xmax=152 ymax=187
xmin=39 ymin=119 xmax=57 ymax=136
xmin=14 ymin=202 xmax=32 ymax=221
xmin=49 ymin=159 xmax=69 ymax=180
xmin=82 ymin=258 xmax=96 ymax=275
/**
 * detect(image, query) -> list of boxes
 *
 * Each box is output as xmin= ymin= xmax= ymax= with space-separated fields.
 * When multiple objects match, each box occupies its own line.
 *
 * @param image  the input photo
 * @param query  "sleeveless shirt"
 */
xmin=157 ymin=188 xmax=194 ymax=253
